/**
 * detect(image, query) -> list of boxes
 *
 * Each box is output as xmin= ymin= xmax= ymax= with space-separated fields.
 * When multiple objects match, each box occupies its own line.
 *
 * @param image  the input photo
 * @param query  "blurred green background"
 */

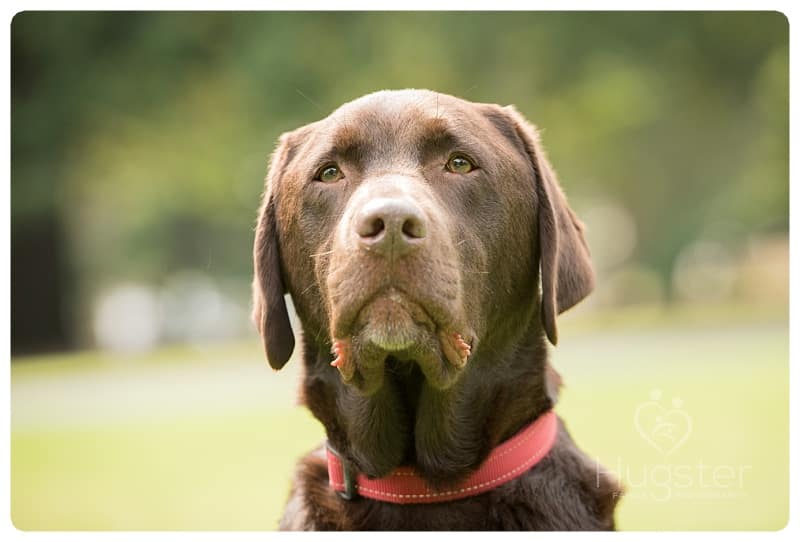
xmin=10 ymin=12 xmax=788 ymax=531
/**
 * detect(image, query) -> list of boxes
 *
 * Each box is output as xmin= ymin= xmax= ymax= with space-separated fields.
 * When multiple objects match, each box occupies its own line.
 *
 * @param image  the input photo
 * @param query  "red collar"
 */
xmin=326 ymin=410 xmax=558 ymax=504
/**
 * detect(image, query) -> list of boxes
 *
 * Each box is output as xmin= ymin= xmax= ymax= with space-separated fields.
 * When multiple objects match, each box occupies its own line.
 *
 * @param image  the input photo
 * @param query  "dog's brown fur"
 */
xmin=252 ymin=90 xmax=621 ymax=530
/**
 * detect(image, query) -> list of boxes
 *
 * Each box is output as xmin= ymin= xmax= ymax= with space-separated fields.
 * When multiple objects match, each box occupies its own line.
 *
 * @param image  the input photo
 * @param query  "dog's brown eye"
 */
xmin=446 ymin=155 xmax=476 ymax=174
xmin=316 ymin=164 xmax=344 ymax=183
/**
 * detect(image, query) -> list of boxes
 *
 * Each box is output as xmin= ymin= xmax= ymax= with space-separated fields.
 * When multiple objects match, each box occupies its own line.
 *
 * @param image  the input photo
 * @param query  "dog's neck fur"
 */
xmin=299 ymin=311 xmax=555 ymax=486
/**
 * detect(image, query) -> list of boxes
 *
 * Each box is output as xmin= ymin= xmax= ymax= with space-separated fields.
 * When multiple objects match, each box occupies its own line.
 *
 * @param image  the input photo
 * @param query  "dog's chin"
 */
xmin=357 ymin=292 xmax=433 ymax=352
xmin=333 ymin=290 xmax=472 ymax=393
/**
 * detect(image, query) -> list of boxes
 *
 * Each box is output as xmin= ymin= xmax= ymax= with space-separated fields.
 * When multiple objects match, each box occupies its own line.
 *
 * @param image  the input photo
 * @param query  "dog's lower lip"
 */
xmin=332 ymin=287 xmax=474 ymax=370
xmin=359 ymin=291 xmax=425 ymax=351
xmin=338 ymin=287 xmax=435 ymax=337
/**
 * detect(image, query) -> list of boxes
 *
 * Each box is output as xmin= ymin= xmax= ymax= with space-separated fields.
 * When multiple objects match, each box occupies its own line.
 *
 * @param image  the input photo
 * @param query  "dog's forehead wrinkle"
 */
xmin=327 ymin=123 xmax=369 ymax=155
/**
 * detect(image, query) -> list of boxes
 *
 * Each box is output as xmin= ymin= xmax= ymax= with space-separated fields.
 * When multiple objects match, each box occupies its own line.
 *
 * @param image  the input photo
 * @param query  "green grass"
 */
xmin=556 ymin=322 xmax=788 ymax=530
xmin=12 ymin=409 xmax=321 ymax=530
xmin=11 ymin=306 xmax=788 ymax=530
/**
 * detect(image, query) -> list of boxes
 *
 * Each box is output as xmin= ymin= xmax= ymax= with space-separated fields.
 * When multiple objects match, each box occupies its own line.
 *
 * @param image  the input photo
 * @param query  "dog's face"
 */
xmin=253 ymin=91 xmax=593 ymax=477
xmin=254 ymin=90 xmax=593 ymax=391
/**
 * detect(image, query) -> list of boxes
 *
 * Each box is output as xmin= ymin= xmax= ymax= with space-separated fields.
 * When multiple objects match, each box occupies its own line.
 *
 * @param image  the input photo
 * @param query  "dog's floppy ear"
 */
xmin=502 ymin=106 xmax=595 ymax=345
xmin=252 ymin=133 xmax=296 ymax=369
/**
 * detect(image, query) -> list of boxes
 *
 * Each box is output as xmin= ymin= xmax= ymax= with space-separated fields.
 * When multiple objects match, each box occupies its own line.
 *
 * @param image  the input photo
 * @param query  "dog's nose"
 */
xmin=354 ymin=198 xmax=427 ymax=256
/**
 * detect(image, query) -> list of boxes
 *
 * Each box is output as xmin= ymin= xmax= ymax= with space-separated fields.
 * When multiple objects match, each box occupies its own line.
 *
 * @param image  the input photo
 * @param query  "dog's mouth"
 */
xmin=329 ymin=288 xmax=473 ymax=393
xmin=357 ymin=289 xmax=434 ymax=351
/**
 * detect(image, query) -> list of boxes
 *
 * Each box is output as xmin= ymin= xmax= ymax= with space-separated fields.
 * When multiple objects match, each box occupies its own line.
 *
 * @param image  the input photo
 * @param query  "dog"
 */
xmin=252 ymin=89 xmax=621 ymax=530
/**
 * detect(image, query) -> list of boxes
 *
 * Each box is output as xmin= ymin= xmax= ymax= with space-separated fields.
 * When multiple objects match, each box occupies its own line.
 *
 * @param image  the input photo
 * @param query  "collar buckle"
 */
xmin=326 ymin=443 xmax=358 ymax=500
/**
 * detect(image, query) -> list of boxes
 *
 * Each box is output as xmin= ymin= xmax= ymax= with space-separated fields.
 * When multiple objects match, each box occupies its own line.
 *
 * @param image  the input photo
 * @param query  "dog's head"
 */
xmin=253 ymin=90 xmax=593 ymax=396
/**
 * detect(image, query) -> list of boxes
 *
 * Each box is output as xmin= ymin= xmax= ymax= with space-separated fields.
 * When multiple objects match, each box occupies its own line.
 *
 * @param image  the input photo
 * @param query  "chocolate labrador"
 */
xmin=252 ymin=89 xmax=621 ymax=530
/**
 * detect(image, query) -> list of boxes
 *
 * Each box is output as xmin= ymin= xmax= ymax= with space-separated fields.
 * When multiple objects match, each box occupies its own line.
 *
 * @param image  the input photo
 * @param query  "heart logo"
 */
xmin=634 ymin=390 xmax=692 ymax=456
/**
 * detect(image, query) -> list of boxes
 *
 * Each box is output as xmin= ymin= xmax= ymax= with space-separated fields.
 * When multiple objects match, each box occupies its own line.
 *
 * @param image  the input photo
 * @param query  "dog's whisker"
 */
xmin=295 ymin=88 xmax=327 ymax=116
xmin=296 ymin=87 xmax=350 ymax=132
xmin=299 ymin=282 xmax=318 ymax=297
xmin=310 ymin=249 xmax=335 ymax=259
